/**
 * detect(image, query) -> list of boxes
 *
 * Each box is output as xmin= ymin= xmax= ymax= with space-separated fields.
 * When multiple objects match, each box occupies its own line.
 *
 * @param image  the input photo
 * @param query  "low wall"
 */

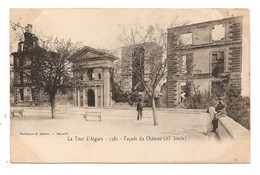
xmin=208 ymin=107 xmax=250 ymax=141
xmin=217 ymin=117 xmax=250 ymax=141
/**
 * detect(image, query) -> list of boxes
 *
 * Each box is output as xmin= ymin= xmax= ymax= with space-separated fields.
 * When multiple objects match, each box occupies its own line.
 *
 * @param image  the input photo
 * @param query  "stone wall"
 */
xmin=166 ymin=16 xmax=243 ymax=108
xmin=208 ymin=107 xmax=250 ymax=141
xmin=217 ymin=117 xmax=250 ymax=141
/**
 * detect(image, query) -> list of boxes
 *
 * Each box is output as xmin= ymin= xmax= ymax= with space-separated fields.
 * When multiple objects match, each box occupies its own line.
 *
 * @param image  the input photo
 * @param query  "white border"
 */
xmin=1 ymin=0 xmax=260 ymax=175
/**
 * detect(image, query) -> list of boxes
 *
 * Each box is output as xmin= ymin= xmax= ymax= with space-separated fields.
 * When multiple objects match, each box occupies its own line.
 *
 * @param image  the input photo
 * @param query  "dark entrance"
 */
xmin=212 ymin=51 xmax=224 ymax=77
xmin=87 ymin=89 xmax=95 ymax=107
xmin=20 ymin=88 xmax=24 ymax=102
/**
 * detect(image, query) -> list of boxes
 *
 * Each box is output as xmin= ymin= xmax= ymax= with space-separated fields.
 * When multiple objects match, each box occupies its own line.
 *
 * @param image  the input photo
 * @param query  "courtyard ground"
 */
xmin=10 ymin=106 xmax=248 ymax=163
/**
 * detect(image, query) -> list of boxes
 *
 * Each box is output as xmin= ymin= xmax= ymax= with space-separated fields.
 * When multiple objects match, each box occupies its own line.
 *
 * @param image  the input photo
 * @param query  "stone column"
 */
xmin=73 ymin=88 xmax=76 ymax=106
xmin=77 ymin=87 xmax=80 ymax=107
xmin=103 ymin=68 xmax=110 ymax=107
xmin=95 ymin=86 xmax=98 ymax=107
xmin=83 ymin=87 xmax=86 ymax=107
xmin=100 ymin=85 xmax=103 ymax=107
xmin=86 ymin=88 xmax=88 ymax=106
xmin=29 ymin=89 xmax=33 ymax=101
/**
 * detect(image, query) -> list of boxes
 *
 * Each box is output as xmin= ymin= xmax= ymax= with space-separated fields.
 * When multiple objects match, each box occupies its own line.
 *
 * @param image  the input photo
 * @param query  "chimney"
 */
xmin=25 ymin=24 xmax=32 ymax=33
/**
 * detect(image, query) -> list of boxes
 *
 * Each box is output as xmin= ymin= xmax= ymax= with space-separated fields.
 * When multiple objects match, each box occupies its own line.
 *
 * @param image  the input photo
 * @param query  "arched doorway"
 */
xmin=87 ymin=89 xmax=95 ymax=107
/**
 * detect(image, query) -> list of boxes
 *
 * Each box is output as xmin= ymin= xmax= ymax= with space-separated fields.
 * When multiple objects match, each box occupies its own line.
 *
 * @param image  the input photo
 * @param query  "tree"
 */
xmin=118 ymin=20 xmax=189 ymax=125
xmin=29 ymin=37 xmax=80 ymax=119
xmin=10 ymin=22 xmax=81 ymax=119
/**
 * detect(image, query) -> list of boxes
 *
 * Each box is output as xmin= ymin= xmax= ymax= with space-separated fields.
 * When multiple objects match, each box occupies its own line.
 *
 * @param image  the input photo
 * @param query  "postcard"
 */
xmin=9 ymin=8 xmax=250 ymax=163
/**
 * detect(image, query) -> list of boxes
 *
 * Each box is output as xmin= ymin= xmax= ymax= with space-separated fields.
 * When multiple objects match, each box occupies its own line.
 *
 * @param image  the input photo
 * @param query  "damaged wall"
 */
xmin=167 ymin=16 xmax=243 ymax=108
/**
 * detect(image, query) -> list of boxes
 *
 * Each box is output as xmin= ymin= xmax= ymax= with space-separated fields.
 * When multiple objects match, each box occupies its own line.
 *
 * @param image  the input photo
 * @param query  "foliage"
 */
xmin=225 ymin=86 xmax=250 ymax=130
xmin=184 ymin=77 xmax=250 ymax=130
xmin=128 ymin=91 xmax=142 ymax=106
xmin=111 ymin=77 xmax=129 ymax=103
xmin=26 ymin=37 xmax=80 ymax=119
xmin=183 ymin=81 xmax=212 ymax=109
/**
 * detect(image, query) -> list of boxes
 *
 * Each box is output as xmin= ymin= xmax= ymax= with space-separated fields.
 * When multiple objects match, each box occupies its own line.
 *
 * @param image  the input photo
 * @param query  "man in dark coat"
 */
xmin=212 ymin=97 xmax=227 ymax=132
xmin=136 ymin=99 xmax=143 ymax=120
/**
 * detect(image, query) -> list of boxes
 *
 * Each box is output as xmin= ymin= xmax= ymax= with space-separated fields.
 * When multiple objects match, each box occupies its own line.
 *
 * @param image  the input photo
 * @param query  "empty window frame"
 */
xmin=212 ymin=25 xmax=225 ymax=41
xmin=181 ymin=55 xmax=187 ymax=74
xmin=179 ymin=33 xmax=192 ymax=45
xmin=33 ymin=42 xmax=36 ymax=49
xmin=19 ymin=43 xmax=24 ymax=52
xmin=80 ymin=74 xmax=84 ymax=80
xmin=212 ymin=51 xmax=225 ymax=77
xmin=87 ymin=68 xmax=94 ymax=80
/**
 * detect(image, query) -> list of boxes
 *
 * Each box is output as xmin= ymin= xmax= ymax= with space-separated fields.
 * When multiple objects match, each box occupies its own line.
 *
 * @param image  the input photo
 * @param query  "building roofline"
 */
xmin=167 ymin=16 xmax=243 ymax=31
xmin=70 ymin=45 xmax=118 ymax=62
xmin=121 ymin=42 xmax=159 ymax=50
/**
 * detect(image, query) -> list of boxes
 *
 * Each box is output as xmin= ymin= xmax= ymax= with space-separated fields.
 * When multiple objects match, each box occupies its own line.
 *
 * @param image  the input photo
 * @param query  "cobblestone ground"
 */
xmin=11 ymin=106 xmax=237 ymax=163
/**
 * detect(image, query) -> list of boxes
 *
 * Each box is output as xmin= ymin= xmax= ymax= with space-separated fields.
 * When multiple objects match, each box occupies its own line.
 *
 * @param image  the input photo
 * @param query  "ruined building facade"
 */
xmin=11 ymin=24 xmax=47 ymax=105
xmin=121 ymin=43 xmax=163 ymax=93
xmin=166 ymin=16 xmax=243 ymax=107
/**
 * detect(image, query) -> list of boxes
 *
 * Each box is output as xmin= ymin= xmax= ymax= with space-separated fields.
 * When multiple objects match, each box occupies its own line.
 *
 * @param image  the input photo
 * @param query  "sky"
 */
xmin=9 ymin=9 xmax=250 ymax=96
xmin=10 ymin=9 xmax=228 ymax=50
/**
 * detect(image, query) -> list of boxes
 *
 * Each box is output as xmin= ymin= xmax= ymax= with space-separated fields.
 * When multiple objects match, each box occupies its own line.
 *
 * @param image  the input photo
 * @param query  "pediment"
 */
xmin=70 ymin=46 xmax=118 ymax=63
xmin=81 ymin=51 xmax=102 ymax=59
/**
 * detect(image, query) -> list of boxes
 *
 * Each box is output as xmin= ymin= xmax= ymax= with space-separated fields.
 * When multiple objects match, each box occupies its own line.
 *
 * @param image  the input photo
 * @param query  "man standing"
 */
xmin=212 ymin=97 xmax=226 ymax=132
xmin=136 ymin=99 xmax=143 ymax=120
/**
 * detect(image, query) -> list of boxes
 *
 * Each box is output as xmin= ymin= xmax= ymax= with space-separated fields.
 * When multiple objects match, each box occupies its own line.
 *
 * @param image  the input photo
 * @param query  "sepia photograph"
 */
xmin=9 ymin=8 xmax=250 ymax=163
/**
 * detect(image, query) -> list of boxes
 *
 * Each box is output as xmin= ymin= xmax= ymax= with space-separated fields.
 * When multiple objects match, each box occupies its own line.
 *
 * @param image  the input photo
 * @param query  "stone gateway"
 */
xmin=70 ymin=46 xmax=117 ymax=107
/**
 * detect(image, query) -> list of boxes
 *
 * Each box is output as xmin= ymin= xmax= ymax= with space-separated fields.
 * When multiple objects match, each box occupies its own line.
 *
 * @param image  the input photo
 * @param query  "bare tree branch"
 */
xmin=118 ymin=19 xmax=190 ymax=125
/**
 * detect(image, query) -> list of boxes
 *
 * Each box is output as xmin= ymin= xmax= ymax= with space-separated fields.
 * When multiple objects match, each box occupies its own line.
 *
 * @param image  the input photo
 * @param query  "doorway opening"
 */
xmin=87 ymin=89 xmax=95 ymax=107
